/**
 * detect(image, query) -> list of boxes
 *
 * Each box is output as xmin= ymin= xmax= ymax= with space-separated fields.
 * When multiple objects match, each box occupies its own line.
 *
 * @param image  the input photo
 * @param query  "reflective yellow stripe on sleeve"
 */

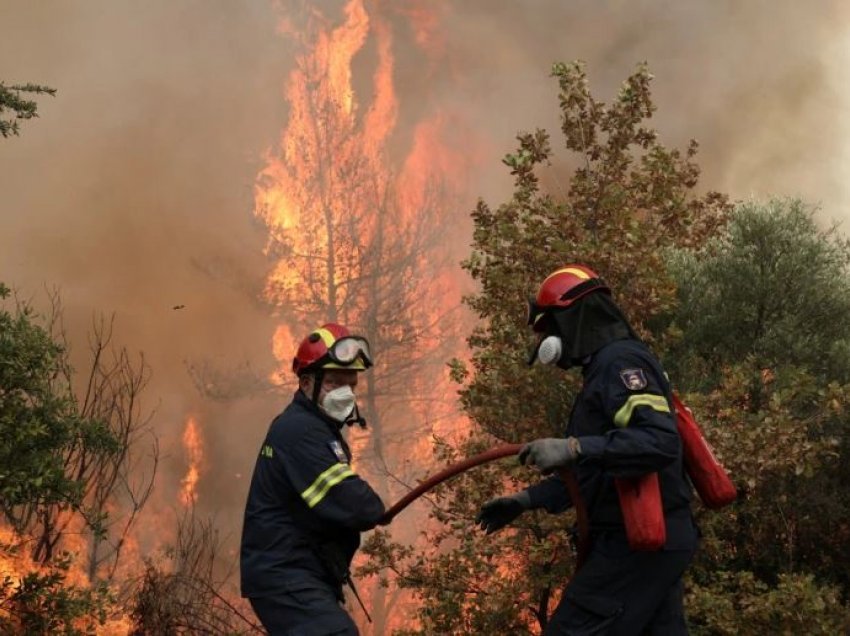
xmin=301 ymin=462 xmax=355 ymax=509
xmin=613 ymin=394 xmax=671 ymax=428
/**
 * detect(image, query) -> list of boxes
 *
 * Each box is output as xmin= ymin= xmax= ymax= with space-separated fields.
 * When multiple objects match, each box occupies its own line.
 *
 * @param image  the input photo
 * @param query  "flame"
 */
xmin=0 ymin=526 xmax=38 ymax=583
xmin=0 ymin=524 xmax=134 ymax=634
xmin=256 ymin=0 xmax=471 ymax=358
xmin=179 ymin=415 xmax=204 ymax=507
xmin=255 ymin=0 xmax=404 ymax=315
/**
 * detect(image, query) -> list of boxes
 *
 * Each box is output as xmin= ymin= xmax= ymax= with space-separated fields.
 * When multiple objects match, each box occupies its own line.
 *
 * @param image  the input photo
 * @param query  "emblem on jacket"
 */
xmin=619 ymin=368 xmax=648 ymax=390
xmin=329 ymin=440 xmax=349 ymax=463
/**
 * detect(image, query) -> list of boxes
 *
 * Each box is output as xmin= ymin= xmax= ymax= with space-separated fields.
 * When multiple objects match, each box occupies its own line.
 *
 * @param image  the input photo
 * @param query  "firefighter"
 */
xmin=476 ymin=265 xmax=698 ymax=635
xmin=241 ymin=323 xmax=384 ymax=635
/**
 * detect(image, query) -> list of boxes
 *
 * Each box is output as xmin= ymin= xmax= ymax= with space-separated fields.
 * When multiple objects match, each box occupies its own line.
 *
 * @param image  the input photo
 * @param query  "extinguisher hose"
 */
xmin=378 ymin=444 xmax=591 ymax=568
xmin=379 ymin=444 xmax=523 ymax=525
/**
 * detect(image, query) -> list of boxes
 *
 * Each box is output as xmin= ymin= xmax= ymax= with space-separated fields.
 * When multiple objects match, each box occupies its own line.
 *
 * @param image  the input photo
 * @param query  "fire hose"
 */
xmin=377 ymin=443 xmax=591 ymax=569
xmin=373 ymin=404 xmax=735 ymax=583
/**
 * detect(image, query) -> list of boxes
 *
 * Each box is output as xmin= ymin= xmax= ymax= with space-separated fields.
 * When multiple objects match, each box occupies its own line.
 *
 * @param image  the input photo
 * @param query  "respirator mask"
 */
xmin=317 ymin=385 xmax=366 ymax=428
xmin=320 ymin=386 xmax=357 ymax=422
xmin=528 ymin=335 xmax=564 ymax=366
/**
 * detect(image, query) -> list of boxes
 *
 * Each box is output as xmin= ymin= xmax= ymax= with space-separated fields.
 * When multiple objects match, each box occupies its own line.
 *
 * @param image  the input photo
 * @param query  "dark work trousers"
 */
xmin=249 ymin=581 xmax=358 ymax=636
xmin=544 ymin=533 xmax=696 ymax=636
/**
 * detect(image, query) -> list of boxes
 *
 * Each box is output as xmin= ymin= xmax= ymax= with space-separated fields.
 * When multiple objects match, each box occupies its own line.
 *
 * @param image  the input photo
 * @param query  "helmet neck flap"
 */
xmin=544 ymin=292 xmax=637 ymax=369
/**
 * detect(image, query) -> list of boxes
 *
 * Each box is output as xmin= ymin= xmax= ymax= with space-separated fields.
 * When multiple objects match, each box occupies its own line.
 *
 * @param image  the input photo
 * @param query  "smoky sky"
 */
xmin=2 ymin=0 xmax=849 ymax=545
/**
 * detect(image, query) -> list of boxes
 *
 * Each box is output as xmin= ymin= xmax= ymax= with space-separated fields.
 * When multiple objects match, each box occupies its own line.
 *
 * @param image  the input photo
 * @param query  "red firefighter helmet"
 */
xmin=528 ymin=264 xmax=610 ymax=332
xmin=292 ymin=323 xmax=373 ymax=376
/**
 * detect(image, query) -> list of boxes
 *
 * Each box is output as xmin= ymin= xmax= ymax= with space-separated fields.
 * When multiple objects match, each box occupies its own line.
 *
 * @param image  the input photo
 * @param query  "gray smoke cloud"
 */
xmin=445 ymin=0 xmax=850 ymax=216
xmin=1 ymin=0 xmax=848 ymax=555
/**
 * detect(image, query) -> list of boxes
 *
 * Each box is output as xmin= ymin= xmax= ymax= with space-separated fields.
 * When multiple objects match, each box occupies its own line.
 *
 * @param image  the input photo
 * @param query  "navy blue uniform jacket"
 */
xmin=240 ymin=391 xmax=385 ymax=598
xmin=526 ymin=339 xmax=695 ymax=548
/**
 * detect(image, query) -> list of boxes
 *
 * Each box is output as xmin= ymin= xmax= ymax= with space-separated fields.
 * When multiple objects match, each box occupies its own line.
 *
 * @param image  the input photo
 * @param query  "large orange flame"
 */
xmin=256 ymin=0 xmax=403 ymax=339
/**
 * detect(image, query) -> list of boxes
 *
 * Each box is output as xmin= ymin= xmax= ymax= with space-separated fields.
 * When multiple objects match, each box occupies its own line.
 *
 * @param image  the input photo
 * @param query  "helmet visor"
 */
xmin=330 ymin=336 xmax=373 ymax=367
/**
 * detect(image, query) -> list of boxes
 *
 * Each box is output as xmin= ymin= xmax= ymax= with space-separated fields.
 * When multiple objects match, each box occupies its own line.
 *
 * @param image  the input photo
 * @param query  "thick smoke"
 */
xmin=444 ymin=1 xmax=850 ymax=217
xmin=1 ymin=0 xmax=849 ymax=555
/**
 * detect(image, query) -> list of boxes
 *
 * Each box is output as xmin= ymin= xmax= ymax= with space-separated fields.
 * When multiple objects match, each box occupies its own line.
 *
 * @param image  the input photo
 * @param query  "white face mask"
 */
xmin=536 ymin=335 xmax=563 ymax=365
xmin=320 ymin=385 xmax=357 ymax=422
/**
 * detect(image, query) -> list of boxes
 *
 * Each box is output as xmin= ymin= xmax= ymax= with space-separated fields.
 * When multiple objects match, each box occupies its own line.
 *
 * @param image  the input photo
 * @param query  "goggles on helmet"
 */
xmin=329 ymin=336 xmax=373 ymax=367
xmin=310 ymin=335 xmax=374 ymax=372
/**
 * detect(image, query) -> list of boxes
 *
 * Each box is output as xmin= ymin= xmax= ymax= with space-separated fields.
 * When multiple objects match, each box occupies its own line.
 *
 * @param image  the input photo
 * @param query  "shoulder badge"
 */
xmin=328 ymin=440 xmax=349 ymax=464
xmin=619 ymin=368 xmax=648 ymax=391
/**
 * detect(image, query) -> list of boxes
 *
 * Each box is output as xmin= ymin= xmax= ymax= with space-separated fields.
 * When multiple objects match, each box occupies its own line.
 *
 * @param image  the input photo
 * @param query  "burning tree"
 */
xmin=361 ymin=61 xmax=729 ymax=634
xmin=253 ymin=2 xmax=469 ymax=633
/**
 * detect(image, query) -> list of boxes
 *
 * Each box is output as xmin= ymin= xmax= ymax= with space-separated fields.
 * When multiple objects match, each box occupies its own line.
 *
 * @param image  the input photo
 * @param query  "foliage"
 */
xmin=367 ymin=66 xmax=850 ymax=634
xmin=664 ymin=199 xmax=850 ymax=626
xmin=686 ymin=571 xmax=848 ymax=635
xmin=0 ymin=83 xmax=55 ymax=138
xmin=0 ymin=283 xmax=100 ymax=514
xmin=0 ymin=541 xmax=110 ymax=635
xmin=665 ymin=198 xmax=850 ymax=390
xmin=363 ymin=61 xmax=729 ymax=634
xmin=1 ymin=286 xmax=156 ymax=573
xmin=681 ymin=364 xmax=849 ymax=585
xmin=453 ymin=60 xmax=728 ymax=445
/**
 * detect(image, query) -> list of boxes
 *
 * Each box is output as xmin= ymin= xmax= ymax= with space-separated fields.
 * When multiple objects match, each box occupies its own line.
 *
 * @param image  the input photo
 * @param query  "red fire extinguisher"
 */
xmin=672 ymin=392 xmax=737 ymax=509
xmin=615 ymin=472 xmax=667 ymax=550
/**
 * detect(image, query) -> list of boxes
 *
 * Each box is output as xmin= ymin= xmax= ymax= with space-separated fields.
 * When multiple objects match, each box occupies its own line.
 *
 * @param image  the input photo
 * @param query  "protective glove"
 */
xmin=475 ymin=490 xmax=531 ymax=534
xmin=518 ymin=437 xmax=582 ymax=474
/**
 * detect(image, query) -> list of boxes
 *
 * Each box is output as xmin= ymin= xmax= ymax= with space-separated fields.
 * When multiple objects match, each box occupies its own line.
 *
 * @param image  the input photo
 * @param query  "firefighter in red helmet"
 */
xmin=241 ymin=323 xmax=384 ymax=635
xmin=476 ymin=265 xmax=698 ymax=635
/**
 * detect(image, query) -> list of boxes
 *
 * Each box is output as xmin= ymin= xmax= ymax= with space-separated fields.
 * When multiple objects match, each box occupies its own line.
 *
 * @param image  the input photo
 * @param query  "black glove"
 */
xmin=518 ymin=437 xmax=581 ymax=474
xmin=475 ymin=491 xmax=531 ymax=534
